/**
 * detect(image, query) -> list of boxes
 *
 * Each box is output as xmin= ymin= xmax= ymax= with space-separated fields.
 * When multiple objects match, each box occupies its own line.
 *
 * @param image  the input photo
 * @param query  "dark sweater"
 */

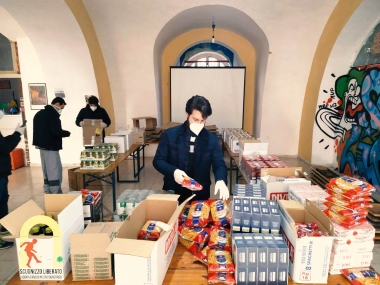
xmin=33 ymin=105 xmax=70 ymax=151
xmin=75 ymin=105 xmax=111 ymax=138
xmin=0 ymin=131 xmax=21 ymax=177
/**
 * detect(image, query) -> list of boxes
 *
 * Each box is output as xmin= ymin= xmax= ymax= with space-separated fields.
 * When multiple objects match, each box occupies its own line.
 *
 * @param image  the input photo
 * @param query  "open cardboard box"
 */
xmin=83 ymin=119 xmax=103 ymax=146
xmin=106 ymin=194 xmax=192 ymax=285
xmin=70 ymin=222 xmax=123 ymax=281
xmin=260 ymin=167 xmax=310 ymax=201
xmin=0 ymin=194 xmax=84 ymax=280
xmin=278 ymin=199 xmax=334 ymax=284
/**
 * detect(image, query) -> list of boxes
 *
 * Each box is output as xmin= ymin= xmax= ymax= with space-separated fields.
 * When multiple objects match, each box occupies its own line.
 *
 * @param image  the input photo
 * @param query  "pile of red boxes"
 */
xmin=240 ymin=154 xmax=289 ymax=181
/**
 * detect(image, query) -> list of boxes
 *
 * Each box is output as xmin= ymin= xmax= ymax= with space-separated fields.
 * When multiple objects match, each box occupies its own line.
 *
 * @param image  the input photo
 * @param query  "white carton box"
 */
xmin=238 ymin=139 xmax=267 ymax=163
xmin=260 ymin=168 xmax=309 ymax=201
xmin=0 ymin=194 xmax=84 ymax=281
xmin=105 ymin=135 xmax=127 ymax=153
xmin=278 ymin=199 xmax=334 ymax=284
xmin=113 ymin=131 xmax=132 ymax=150
xmin=106 ymin=194 xmax=191 ymax=285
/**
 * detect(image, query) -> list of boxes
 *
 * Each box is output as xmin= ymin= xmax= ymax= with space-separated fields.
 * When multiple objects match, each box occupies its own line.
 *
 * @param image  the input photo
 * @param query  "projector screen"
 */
xmin=170 ymin=67 xmax=245 ymax=128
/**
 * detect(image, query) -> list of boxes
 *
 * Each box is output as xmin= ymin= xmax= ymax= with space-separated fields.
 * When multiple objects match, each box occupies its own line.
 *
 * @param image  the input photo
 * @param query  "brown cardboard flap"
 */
xmin=261 ymin=167 xmax=302 ymax=177
xmin=71 ymin=232 xmax=111 ymax=249
xmin=44 ymin=193 xmax=79 ymax=213
xmin=106 ymin=237 xmax=155 ymax=258
xmin=0 ymin=200 xmax=44 ymax=236
xmin=146 ymin=194 xmax=179 ymax=201
xmin=305 ymin=199 xmax=334 ymax=236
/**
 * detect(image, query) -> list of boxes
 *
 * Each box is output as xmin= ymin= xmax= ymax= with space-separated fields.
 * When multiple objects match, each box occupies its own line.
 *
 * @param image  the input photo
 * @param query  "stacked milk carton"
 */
xmin=329 ymin=222 xmax=375 ymax=274
xmin=288 ymin=184 xmax=329 ymax=211
xmin=232 ymin=233 xmax=289 ymax=285
xmin=234 ymin=184 xmax=266 ymax=198
xmin=232 ymin=197 xmax=281 ymax=234
xmin=222 ymin=128 xmax=255 ymax=153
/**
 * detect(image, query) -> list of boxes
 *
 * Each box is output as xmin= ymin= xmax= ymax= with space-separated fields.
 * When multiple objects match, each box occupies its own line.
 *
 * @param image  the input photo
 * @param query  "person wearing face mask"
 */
xmin=0 ymin=110 xmax=25 ymax=249
xmin=75 ymin=96 xmax=111 ymax=141
xmin=33 ymin=97 xmax=71 ymax=194
xmin=153 ymin=95 xmax=228 ymax=204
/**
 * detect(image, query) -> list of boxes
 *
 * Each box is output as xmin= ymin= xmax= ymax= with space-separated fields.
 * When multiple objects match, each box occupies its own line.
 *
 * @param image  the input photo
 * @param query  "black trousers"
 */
xmin=0 ymin=177 xmax=9 ymax=220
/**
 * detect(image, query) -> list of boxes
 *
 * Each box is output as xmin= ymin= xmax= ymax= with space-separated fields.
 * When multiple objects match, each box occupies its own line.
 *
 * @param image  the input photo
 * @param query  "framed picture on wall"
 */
xmin=29 ymin=83 xmax=47 ymax=109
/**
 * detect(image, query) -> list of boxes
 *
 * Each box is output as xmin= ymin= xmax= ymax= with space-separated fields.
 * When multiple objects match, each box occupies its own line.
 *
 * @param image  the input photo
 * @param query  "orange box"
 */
xmin=10 ymin=148 xmax=24 ymax=170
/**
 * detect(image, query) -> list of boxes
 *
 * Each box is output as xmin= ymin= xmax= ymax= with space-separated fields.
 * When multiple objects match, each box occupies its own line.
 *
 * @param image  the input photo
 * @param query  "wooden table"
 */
xmin=8 ymin=244 xmax=351 ymax=285
xmin=75 ymin=144 xmax=146 ymax=212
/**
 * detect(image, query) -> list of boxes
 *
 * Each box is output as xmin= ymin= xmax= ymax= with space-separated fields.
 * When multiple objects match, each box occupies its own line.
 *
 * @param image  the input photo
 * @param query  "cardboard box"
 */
xmin=238 ymin=139 xmax=267 ymax=162
xmin=260 ymin=167 xmax=310 ymax=201
xmin=131 ymin=130 xmax=146 ymax=144
xmin=70 ymin=222 xmax=123 ymax=281
xmin=68 ymin=168 xmax=103 ymax=191
xmin=106 ymin=194 xmax=191 ymax=285
xmin=105 ymin=135 xmax=127 ymax=153
xmin=83 ymin=119 xmax=103 ymax=146
xmin=278 ymin=199 xmax=334 ymax=284
xmin=132 ymin=116 xmax=157 ymax=131
xmin=160 ymin=121 xmax=181 ymax=130
xmin=0 ymin=195 xmax=84 ymax=281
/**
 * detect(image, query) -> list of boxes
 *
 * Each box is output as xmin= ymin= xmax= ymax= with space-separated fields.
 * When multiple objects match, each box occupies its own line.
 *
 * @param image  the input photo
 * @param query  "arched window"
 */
xmin=0 ymin=33 xmax=19 ymax=73
xmin=353 ymin=22 xmax=380 ymax=67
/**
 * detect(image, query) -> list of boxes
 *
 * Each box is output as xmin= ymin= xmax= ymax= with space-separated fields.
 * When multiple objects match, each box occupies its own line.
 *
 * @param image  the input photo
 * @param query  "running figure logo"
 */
xmin=20 ymin=239 xmax=42 ymax=268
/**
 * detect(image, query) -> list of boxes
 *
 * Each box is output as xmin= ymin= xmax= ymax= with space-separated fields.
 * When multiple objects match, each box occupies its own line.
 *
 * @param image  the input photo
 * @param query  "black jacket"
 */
xmin=75 ymin=105 xmax=111 ymax=138
xmin=33 ymin=105 xmax=70 ymax=151
xmin=0 ymin=131 xmax=21 ymax=177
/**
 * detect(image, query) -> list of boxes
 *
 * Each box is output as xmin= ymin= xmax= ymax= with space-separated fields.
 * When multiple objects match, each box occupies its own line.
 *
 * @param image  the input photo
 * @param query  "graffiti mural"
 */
xmin=315 ymin=66 xmax=380 ymax=192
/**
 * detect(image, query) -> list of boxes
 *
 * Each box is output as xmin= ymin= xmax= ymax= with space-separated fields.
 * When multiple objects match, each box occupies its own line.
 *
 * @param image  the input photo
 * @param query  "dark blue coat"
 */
xmin=153 ymin=122 xmax=227 ymax=202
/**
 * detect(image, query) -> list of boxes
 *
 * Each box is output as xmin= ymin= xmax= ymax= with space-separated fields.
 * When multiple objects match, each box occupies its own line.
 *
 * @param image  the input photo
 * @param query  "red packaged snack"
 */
xmin=341 ymin=268 xmax=380 ymax=285
xmin=182 ymin=176 xmax=203 ymax=191
xmin=260 ymin=155 xmax=280 ymax=161
xmin=208 ymin=249 xmax=235 ymax=274
xmin=295 ymin=222 xmax=329 ymax=238
xmin=185 ymin=200 xmax=211 ymax=228
xmin=324 ymin=202 xmax=368 ymax=217
xmin=194 ymin=245 xmax=209 ymax=265
xmin=178 ymin=226 xmax=210 ymax=247
xmin=329 ymin=177 xmax=375 ymax=192
xmin=137 ymin=220 xmax=164 ymax=241
xmin=326 ymin=183 xmax=372 ymax=198
xmin=325 ymin=189 xmax=372 ymax=203
xmin=208 ymin=226 xmax=232 ymax=252
xmin=178 ymin=236 xmax=202 ymax=255
xmin=323 ymin=209 xmax=367 ymax=229
xmin=324 ymin=196 xmax=372 ymax=209
xmin=208 ymin=273 xmax=236 ymax=284
xmin=178 ymin=203 xmax=191 ymax=225
xmin=210 ymin=200 xmax=230 ymax=227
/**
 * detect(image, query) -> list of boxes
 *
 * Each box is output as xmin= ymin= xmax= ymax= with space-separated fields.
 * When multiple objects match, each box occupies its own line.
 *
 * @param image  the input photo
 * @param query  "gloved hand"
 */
xmin=79 ymin=121 xmax=85 ymax=127
xmin=101 ymin=122 xmax=107 ymax=128
xmin=174 ymin=169 xmax=188 ymax=185
xmin=214 ymin=180 xmax=229 ymax=200
xmin=15 ymin=123 xmax=25 ymax=135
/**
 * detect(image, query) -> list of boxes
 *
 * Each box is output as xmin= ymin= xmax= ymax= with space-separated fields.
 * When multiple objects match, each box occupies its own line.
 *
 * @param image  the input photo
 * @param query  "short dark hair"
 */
xmin=185 ymin=95 xmax=212 ymax=119
xmin=88 ymin=96 xmax=99 ymax=106
xmin=51 ymin=97 xmax=66 ymax=105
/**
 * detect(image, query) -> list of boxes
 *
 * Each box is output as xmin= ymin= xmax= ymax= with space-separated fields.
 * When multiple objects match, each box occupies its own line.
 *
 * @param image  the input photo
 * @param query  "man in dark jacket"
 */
xmin=75 ymin=96 xmax=111 ymax=140
xmin=153 ymin=95 xmax=228 ymax=204
xmin=33 ymin=97 xmax=70 ymax=194
xmin=0 ymin=110 xmax=25 ymax=249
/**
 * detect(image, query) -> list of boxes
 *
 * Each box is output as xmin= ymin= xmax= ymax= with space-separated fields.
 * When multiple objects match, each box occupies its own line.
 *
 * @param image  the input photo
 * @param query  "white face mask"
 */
xmin=0 ymin=110 xmax=4 ymax=120
xmin=90 ymin=106 xmax=97 ymax=111
xmin=189 ymin=123 xmax=204 ymax=136
xmin=57 ymin=108 xmax=62 ymax=114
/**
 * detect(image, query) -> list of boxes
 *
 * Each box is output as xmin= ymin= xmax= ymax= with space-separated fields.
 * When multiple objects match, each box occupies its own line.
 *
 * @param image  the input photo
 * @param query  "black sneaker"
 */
xmin=0 ymin=238 xmax=13 ymax=250
xmin=0 ymin=227 xmax=9 ymax=235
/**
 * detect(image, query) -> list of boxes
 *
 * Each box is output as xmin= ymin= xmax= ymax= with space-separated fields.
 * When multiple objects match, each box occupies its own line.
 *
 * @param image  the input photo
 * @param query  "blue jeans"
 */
xmin=0 ymin=177 xmax=9 ymax=220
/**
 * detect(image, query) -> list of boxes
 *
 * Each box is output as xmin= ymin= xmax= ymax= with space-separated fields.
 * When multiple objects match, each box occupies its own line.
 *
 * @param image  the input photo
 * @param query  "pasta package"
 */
xmin=208 ymin=273 xmax=236 ymax=285
xmin=178 ymin=203 xmax=191 ymax=225
xmin=325 ymin=196 xmax=372 ymax=209
xmin=194 ymin=245 xmax=209 ymax=265
xmin=329 ymin=177 xmax=375 ymax=192
xmin=326 ymin=184 xmax=372 ymax=199
xmin=208 ymin=249 xmax=235 ymax=274
xmin=182 ymin=176 xmax=203 ymax=191
xmin=323 ymin=209 xmax=367 ymax=229
xmin=178 ymin=226 xmax=210 ymax=247
xmin=341 ymin=268 xmax=380 ymax=285
xmin=137 ymin=220 xmax=163 ymax=241
xmin=178 ymin=236 xmax=202 ymax=255
xmin=210 ymin=200 xmax=230 ymax=227
xmin=208 ymin=226 xmax=232 ymax=252
xmin=325 ymin=189 xmax=372 ymax=203
xmin=324 ymin=202 xmax=368 ymax=217
xmin=186 ymin=200 xmax=211 ymax=227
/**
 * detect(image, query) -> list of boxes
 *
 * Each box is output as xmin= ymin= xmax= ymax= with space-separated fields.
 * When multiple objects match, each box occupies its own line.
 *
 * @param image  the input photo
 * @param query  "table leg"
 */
xmin=112 ymin=171 xmax=116 ymax=212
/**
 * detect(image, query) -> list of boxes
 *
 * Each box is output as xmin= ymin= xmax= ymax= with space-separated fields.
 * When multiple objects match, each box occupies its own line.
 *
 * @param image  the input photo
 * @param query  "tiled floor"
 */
xmin=0 ymin=155 xmax=379 ymax=284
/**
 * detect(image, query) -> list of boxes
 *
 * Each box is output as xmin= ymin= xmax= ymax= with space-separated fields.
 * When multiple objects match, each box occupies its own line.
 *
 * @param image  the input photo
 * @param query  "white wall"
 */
xmin=84 ymin=0 xmax=338 ymax=156
xmin=312 ymin=0 xmax=380 ymax=166
xmin=0 ymin=0 xmax=98 ymax=166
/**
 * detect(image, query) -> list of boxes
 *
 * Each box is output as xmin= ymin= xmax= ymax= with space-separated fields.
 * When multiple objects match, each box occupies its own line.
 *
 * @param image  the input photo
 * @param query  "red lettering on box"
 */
xmin=280 ymin=226 xmax=294 ymax=263
xmin=270 ymin=192 xmax=288 ymax=201
xmin=165 ymin=221 xmax=177 ymax=254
